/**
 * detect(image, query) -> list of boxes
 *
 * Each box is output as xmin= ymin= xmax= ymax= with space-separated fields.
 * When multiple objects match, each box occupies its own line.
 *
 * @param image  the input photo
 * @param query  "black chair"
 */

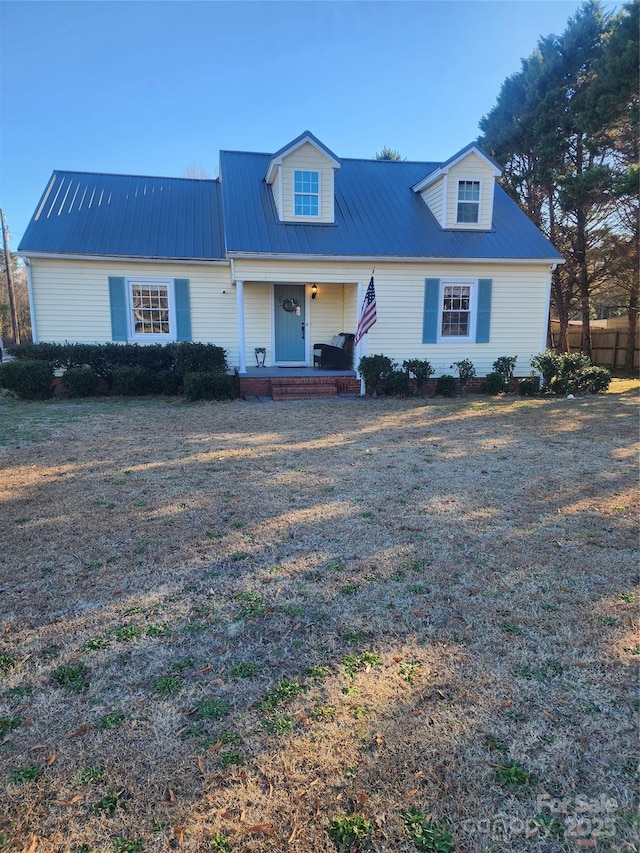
xmin=313 ymin=333 xmax=355 ymax=369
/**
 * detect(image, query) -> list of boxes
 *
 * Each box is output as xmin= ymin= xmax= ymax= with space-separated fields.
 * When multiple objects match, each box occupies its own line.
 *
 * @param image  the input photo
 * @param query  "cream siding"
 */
xmin=420 ymin=176 xmax=445 ymax=226
xmin=233 ymin=258 xmax=551 ymax=376
xmin=445 ymin=152 xmax=495 ymax=230
xmin=29 ymin=258 xmax=239 ymax=365
xmin=279 ymin=143 xmax=335 ymax=223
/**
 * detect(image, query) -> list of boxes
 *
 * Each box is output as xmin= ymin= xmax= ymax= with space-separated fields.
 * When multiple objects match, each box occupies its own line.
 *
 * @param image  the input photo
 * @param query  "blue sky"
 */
xmin=0 ymin=0 xmax=619 ymax=250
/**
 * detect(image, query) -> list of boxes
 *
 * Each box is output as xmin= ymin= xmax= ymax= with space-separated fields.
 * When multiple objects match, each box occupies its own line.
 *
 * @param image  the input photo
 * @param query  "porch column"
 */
xmin=236 ymin=279 xmax=246 ymax=374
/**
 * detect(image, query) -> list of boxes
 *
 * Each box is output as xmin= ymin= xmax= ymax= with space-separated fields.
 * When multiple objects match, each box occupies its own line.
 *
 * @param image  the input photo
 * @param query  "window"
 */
xmin=294 ymin=170 xmax=319 ymax=216
xmin=125 ymin=278 xmax=176 ymax=341
xmin=109 ymin=277 xmax=191 ymax=343
xmin=441 ymin=283 xmax=471 ymax=337
xmin=422 ymin=278 xmax=491 ymax=344
xmin=457 ymin=180 xmax=480 ymax=223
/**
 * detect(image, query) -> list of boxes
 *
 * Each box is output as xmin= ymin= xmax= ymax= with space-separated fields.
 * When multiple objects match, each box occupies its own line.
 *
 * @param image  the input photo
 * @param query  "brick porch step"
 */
xmin=271 ymin=377 xmax=338 ymax=401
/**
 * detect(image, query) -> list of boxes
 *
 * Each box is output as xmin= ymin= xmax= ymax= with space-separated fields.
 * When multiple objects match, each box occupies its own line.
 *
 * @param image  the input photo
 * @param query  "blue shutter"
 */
xmin=108 ymin=276 xmax=127 ymax=341
xmin=476 ymin=278 xmax=492 ymax=343
xmin=174 ymin=278 xmax=191 ymax=341
xmin=422 ymin=278 xmax=440 ymax=343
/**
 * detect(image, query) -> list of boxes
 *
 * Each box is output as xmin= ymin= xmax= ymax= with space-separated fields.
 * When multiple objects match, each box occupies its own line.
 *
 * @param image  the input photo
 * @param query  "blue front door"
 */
xmin=274 ymin=285 xmax=306 ymax=363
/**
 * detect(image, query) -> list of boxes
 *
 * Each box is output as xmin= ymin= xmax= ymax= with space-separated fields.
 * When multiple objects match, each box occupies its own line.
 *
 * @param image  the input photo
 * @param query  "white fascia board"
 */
xmin=18 ymin=252 xmax=231 ymax=266
xmin=226 ymin=251 xmax=564 ymax=265
xmin=265 ymin=135 xmax=341 ymax=184
xmin=412 ymin=146 xmax=502 ymax=193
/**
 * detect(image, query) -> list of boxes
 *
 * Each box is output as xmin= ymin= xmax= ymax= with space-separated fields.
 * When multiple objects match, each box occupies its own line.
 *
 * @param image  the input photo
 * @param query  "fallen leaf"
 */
xmin=65 ymin=725 xmax=88 ymax=739
xmin=23 ymin=835 xmax=37 ymax=853
xmin=47 ymin=754 xmax=57 ymax=766
xmin=197 ymin=756 xmax=205 ymax=776
xmin=167 ymin=788 xmax=176 ymax=804
xmin=172 ymin=826 xmax=184 ymax=843
xmin=28 ymin=744 xmax=48 ymax=752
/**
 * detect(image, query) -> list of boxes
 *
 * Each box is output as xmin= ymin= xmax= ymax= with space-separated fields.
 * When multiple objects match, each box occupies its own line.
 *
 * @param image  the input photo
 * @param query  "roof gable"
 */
xmin=265 ymin=131 xmax=341 ymax=184
xmin=411 ymin=143 xmax=502 ymax=193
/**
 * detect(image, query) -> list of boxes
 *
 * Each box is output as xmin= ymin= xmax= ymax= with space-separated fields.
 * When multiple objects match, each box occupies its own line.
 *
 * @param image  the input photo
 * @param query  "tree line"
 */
xmin=479 ymin=0 xmax=638 ymax=372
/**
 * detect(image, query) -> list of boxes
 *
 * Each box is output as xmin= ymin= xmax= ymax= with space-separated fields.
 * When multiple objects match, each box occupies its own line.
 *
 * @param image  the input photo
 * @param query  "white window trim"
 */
xmin=293 ymin=169 xmax=321 ymax=219
xmin=455 ymin=180 xmax=481 ymax=225
xmin=437 ymin=278 xmax=477 ymax=343
xmin=126 ymin=277 xmax=176 ymax=342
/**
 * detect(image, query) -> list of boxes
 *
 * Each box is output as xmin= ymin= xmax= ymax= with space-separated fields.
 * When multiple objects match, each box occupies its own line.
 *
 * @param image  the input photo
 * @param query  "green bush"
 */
xmin=519 ymin=375 xmax=541 ymax=396
xmin=530 ymin=351 xmax=609 ymax=395
xmin=384 ymin=369 xmax=412 ymax=396
xmin=451 ymin=359 xmax=476 ymax=392
xmin=61 ymin=367 xmax=100 ymax=398
xmin=183 ymin=371 xmax=235 ymax=401
xmin=171 ymin=343 xmax=228 ymax=377
xmin=357 ymin=354 xmax=395 ymax=396
xmin=111 ymin=365 xmax=156 ymax=396
xmin=480 ymin=372 xmax=509 ymax=395
xmin=402 ymin=358 xmax=434 ymax=392
xmin=435 ymin=374 xmax=457 ymax=397
xmin=530 ymin=350 xmax=562 ymax=387
xmin=0 ymin=360 xmax=54 ymax=400
xmin=576 ymin=366 xmax=611 ymax=394
xmin=492 ymin=355 xmax=517 ymax=381
xmin=152 ymin=370 xmax=181 ymax=395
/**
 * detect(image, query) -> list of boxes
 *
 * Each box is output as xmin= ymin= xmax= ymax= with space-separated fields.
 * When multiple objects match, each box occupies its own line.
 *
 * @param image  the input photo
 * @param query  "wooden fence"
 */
xmin=559 ymin=328 xmax=639 ymax=370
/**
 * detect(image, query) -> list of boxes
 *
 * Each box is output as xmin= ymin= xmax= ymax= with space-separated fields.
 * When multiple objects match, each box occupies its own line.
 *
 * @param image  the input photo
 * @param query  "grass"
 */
xmin=0 ymin=387 xmax=637 ymax=851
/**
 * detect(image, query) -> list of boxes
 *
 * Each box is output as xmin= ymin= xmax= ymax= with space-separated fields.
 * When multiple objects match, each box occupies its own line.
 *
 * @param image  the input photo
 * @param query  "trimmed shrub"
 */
xmin=519 ymin=375 xmax=541 ymax=396
xmin=357 ymin=354 xmax=395 ymax=396
xmin=61 ymin=367 xmax=100 ymax=398
xmin=0 ymin=359 xmax=54 ymax=400
xmin=402 ymin=358 xmax=434 ymax=392
xmin=481 ymin=372 xmax=509 ymax=395
xmin=153 ymin=370 xmax=181 ymax=396
xmin=183 ymin=371 xmax=235 ymax=401
xmin=111 ymin=365 xmax=156 ymax=396
xmin=492 ymin=355 xmax=517 ymax=380
xmin=451 ymin=359 xmax=476 ymax=392
xmin=435 ymin=374 xmax=457 ymax=397
xmin=384 ymin=369 xmax=412 ymax=397
xmin=171 ymin=343 xmax=228 ymax=377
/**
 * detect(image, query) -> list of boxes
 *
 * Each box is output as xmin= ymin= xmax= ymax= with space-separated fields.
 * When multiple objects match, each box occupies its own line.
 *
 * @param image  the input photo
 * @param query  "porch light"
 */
xmin=311 ymin=284 xmax=318 ymax=300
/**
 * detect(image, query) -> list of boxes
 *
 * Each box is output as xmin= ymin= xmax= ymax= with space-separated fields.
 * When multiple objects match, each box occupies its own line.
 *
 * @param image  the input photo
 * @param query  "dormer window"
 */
xmin=294 ymin=170 xmax=319 ymax=216
xmin=456 ymin=181 xmax=480 ymax=223
xmin=457 ymin=181 xmax=480 ymax=223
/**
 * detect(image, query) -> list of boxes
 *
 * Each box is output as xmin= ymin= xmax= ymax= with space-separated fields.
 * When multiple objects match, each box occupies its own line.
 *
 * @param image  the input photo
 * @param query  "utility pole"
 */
xmin=1 ymin=208 xmax=20 ymax=344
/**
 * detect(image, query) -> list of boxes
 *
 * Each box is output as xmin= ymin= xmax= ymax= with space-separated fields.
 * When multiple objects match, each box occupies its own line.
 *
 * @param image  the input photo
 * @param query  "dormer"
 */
xmin=265 ymin=131 xmax=341 ymax=224
xmin=412 ymin=143 xmax=502 ymax=231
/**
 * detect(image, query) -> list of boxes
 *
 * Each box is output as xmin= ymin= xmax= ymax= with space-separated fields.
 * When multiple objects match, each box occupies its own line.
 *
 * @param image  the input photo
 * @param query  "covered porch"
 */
xmin=233 ymin=277 xmax=364 ymax=373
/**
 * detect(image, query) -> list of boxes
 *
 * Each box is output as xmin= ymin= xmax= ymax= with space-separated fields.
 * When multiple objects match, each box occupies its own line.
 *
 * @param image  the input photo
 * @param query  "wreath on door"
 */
xmin=282 ymin=297 xmax=299 ymax=313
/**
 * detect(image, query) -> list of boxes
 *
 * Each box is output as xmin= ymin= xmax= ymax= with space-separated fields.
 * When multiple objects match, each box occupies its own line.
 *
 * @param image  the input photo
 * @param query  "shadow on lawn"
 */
xmin=0 ymin=392 xmax=638 ymax=850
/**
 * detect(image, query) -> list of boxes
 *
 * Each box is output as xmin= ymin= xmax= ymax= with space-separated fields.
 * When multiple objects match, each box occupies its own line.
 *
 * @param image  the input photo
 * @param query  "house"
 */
xmin=18 ymin=131 xmax=562 ymax=397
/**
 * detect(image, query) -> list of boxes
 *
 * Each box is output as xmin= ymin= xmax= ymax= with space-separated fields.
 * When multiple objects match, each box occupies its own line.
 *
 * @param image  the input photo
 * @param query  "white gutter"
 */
xmin=18 ymin=252 xmax=230 ymax=266
xmin=24 ymin=258 xmax=37 ymax=343
xmin=226 ymin=251 xmax=565 ymax=265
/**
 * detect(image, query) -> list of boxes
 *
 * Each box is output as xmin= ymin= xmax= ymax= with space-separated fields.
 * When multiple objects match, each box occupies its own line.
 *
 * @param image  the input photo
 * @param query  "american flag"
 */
xmin=354 ymin=276 xmax=377 ymax=344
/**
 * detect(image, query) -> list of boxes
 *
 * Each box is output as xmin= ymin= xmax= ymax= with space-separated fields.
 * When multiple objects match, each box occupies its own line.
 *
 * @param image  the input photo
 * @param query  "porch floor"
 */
xmin=235 ymin=366 xmax=361 ymax=400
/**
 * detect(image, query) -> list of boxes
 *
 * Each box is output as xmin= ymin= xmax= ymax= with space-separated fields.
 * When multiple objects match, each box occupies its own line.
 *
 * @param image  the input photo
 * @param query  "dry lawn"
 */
xmin=0 ymin=383 xmax=638 ymax=853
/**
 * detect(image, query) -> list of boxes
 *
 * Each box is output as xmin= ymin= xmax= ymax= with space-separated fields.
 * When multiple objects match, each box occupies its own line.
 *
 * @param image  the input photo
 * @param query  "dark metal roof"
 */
xmin=220 ymin=150 xmax=562 ymax=260
xmin=18 ymin=171 xmax=225 ymax=260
